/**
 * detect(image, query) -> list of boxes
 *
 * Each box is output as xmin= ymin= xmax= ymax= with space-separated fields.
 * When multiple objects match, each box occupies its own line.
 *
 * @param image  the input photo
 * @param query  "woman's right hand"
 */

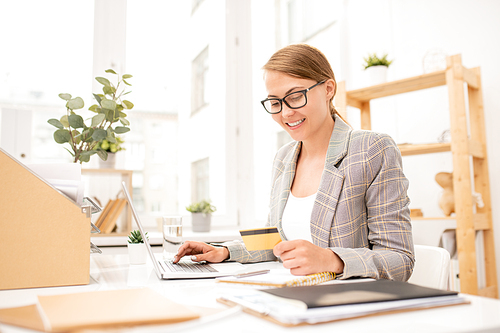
xmin=173 ymin=241 xmax=229 ymax=264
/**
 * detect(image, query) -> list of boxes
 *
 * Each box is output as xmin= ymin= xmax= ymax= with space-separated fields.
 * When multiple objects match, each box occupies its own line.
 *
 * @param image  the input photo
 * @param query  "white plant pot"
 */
xmin=127 ymin=243 xmax=147 ymax=265
xmin=99 ymin=153 xmax=116 ymax=169
xmin=191 ymin=213 xmax=211 ymax=232
xmin=365 ymin=65 xmax=388 ymax=86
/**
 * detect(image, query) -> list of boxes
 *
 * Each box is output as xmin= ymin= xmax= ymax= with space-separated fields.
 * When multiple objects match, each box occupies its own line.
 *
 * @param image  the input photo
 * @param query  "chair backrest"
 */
xmin=408 ymin=244 xmax=451 ymax=290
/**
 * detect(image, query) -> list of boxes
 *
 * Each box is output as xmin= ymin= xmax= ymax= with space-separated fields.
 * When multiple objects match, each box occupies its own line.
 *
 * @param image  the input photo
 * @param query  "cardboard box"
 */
xmin=0 ymin=148 xmax=90 ymax=290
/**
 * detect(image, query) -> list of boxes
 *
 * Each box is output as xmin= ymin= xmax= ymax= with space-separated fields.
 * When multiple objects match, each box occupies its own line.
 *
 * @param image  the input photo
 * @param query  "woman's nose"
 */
xmin=281 ymin=104 xmax=295 ymax=118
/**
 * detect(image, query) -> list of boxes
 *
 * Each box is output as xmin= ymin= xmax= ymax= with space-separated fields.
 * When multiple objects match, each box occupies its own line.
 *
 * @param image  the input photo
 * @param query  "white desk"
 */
xmin=1 ymin=251 xmax=500 ymax=333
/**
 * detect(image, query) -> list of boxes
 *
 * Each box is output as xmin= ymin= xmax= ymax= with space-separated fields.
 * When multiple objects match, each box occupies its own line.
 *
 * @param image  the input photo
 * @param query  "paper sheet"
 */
xmin=28 ymin=163 xmax=84 ymax=205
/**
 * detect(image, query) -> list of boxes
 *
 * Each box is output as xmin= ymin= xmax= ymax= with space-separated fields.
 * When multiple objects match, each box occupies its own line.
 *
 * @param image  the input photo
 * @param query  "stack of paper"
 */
xmin=217 ymin=280 xmax=469 ymax=326
xmin=28 ymin=163 xmax=84 ymax=205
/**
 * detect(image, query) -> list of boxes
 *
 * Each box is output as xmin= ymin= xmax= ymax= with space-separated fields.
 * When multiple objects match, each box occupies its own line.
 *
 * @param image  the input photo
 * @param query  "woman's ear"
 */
xmin=325 ymin=79 xmax=336 ymax=99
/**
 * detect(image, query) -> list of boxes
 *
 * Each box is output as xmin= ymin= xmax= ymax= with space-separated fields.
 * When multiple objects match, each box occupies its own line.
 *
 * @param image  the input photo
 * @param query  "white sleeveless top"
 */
xmin=281 ymin=192 xmax=316 ymax=242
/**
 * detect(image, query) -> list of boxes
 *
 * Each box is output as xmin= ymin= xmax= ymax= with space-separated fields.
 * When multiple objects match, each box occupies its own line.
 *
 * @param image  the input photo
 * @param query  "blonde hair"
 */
xmin=263 ymin=44 xmax=342 ymax=119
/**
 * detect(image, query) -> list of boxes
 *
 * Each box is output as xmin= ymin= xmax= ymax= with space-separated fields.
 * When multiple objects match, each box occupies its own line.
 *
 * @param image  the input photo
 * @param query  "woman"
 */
xmin=174 ymin=44 xmax=414 ymax=281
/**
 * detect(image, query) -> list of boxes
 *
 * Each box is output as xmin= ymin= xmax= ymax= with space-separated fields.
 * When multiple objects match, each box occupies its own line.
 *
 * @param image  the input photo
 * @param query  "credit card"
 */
xmin=239 ymin=227 xmax=282 ymax=251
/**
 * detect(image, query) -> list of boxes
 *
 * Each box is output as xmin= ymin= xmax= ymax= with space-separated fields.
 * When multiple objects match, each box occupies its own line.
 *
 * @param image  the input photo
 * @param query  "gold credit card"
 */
xmin=239 ymin=227 xmax=282 ymax=251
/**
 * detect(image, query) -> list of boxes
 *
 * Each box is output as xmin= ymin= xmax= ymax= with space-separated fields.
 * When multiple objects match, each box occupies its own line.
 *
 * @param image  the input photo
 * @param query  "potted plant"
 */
xmin=47 ymin=69 xmax=133 ymax=164
xmin=363 ymin=53 xmax=393 ymax=86
xmin=186 ymin=200 xmax=216 ymax=232
xmin=127 ymin=230 xmax=148 ymax=265
xmin=94 ymin=136 xmax=125 ymax=168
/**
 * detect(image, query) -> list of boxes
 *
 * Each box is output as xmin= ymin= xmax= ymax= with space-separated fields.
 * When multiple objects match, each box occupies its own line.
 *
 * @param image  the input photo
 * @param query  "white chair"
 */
xmin=408 ymin=244 xmax=451 ymax=290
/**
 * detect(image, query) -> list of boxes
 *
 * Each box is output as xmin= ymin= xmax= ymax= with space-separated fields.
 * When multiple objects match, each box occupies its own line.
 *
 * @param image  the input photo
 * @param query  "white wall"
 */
xmin=341 ymin=0 xmax=500 ymax=289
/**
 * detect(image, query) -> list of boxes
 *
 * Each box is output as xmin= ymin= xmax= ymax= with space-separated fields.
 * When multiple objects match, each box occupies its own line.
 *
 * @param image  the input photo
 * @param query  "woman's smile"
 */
xmin=286 ymin=118 xmax=305 ymax=128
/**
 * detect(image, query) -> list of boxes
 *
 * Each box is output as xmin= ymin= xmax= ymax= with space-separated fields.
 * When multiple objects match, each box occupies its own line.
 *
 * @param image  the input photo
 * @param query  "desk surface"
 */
xmin=1 ymin=251 xmax=500 ymax=333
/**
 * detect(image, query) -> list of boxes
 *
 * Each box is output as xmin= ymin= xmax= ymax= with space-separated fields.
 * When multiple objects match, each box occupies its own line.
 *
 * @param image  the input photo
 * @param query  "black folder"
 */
xmin=262 ymin=280 xmax=458 ymax=308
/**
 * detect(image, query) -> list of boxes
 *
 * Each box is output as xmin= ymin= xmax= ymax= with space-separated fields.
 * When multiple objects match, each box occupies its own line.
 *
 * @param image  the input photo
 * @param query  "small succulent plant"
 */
xmin=363 ymin=53 xmax=393 ymax=69
xmin=127 ymin=230 xmax=148 ymax=244
xmin=186 ymin=200 xmax=216 ymax=216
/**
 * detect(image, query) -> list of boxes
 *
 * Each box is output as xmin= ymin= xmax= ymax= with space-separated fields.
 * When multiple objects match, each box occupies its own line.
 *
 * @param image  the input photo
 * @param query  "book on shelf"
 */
xmin=95 ymin=198 xmax=127 ymax=234
xmin=101 ymin=198 xmax=126 ymax=233
xmin=94 ymin=199 xmax=114 ymax=229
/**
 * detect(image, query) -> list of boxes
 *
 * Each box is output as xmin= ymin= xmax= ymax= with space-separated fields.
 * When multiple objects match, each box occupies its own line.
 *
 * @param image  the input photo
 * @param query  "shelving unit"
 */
xmin=336 ymin=54 xmax=497 ymax=298
xmin=82 ymin=169 xmax=133 ymax=237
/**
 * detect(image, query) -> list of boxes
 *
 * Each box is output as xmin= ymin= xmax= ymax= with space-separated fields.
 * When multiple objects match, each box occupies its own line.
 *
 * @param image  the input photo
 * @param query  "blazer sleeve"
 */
xmin=331 ymin=133 xmax=415 ymax=281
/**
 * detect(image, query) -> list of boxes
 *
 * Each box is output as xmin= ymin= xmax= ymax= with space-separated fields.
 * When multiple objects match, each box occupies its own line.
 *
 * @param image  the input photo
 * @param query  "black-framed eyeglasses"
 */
xmin=261 ymin=80 xmax=326 ymax=114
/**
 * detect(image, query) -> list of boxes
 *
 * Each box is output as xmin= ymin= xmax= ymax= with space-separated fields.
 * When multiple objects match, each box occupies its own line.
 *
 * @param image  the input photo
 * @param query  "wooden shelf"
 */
xmin=398 ymin=142 xmax=451 ymax=156
xmin=336 ymin=54 xmax=497 ymax=298
xmin=346 ymin=70 xmax=446 ymax=104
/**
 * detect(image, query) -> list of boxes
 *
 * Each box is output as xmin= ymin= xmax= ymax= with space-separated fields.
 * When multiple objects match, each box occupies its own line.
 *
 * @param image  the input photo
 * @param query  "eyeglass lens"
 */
xmin=263 ymin=91 xmax=306 ymax=114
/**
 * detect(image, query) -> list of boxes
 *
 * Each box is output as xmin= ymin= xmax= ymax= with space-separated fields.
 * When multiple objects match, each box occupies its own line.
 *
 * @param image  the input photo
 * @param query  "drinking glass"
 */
xmin=162 ymin=216 xmax=182 ymax=260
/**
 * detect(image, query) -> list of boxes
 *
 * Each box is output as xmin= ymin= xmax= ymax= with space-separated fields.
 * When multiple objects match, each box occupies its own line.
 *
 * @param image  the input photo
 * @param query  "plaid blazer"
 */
xmin=224 ymin=116 xmax=415 ymax=281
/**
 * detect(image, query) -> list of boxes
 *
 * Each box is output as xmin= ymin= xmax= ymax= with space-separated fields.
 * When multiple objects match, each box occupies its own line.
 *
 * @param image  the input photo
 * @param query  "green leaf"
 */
xmin=60 ymin=115 xmax=69 ymax=128
xmin=92 ymin=128 xmax=107 ymax=141
xmin=59 ymin=93 xmax=72 ymax=101
xmin=96 ymin=149 xmax=108 ymax=161
xmin=81 ymin=150 xmax=96 ymax=157
xmin=54 ymin=129 xmax=71 ymax=144
xmin=114 ymin=126 xmax=130 ymax=134
xmin=91 ymin=114 xmax=106 ymax=127
xmin=122 ymin=100 xmax=134 ymax=109
xmin=79 ymin=151 xmax=92 ymax=163
xmin=123 ymin=79 xmax=132 ymax=86
xmin=105 ymin=109 xmax=115 ymax=122
xmin=88 ymin=104 xmax=99 ymax=112
xmin=103 ymin=85 xmax=114 ymax=95
xmin=68 ymin=114 xmax=84 ymax=128
xmin=119 ymin=117 xmax=130 ymax=126
xmin=122 ymin=74 xmax=133 ymax=79
xmin=101 ymin=99 xmax=117 ymax=111
xmin=93 ymin=93 xmax=102 ymax=105
xmin=119 ymin=111 xmax=128 ymax=117
xmin=105 ymin=69 xmax=117 ymax=74
xmin=48 ymin=118 xmax=63 ymax=129
xmin=95 ymin=77 xmax=111 ymax=86
xmin=82 ymin=128 xmax=94 ymax=142
xmin=106 ymin=127 xmax=114 ymax=137
xmin=67 ymin=97 xmax=84 ymax=110
xmin=71 ymin=129 xmax=81 ymax=144
xmin=122 ymin=91 xmax=132 ymax=96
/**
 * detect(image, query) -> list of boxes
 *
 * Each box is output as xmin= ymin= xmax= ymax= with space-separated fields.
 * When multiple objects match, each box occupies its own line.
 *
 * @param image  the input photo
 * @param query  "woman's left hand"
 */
xmin=273 ymin=240 xmax=344 ymax=276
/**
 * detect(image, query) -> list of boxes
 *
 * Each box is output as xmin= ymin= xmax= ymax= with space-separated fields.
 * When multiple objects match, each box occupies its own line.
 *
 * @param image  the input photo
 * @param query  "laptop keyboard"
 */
xmin=163 ymin=260 xmax=218 ymax=273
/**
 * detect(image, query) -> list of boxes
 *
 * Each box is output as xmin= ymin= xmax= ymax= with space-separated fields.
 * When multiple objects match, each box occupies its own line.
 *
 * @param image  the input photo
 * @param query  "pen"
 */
xmin=234 ymin=269 xmax=270 ymax=278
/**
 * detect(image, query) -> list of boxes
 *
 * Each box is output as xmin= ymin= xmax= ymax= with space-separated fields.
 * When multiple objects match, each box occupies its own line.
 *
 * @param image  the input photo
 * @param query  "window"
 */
xmin=286 ymin=0 xmax=340 ymax=43
xmin=191 ymin=157 xmax=209 ymax=203
xmin=191 ymin=0 xmax=204 ymax=14
xmin=191 ymin=46 xmax=209 ymax=114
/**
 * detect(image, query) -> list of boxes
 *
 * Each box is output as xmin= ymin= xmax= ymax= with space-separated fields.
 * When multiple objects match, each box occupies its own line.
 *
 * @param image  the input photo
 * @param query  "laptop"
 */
xmin=121 ymin=181 xmax=250 ymax=279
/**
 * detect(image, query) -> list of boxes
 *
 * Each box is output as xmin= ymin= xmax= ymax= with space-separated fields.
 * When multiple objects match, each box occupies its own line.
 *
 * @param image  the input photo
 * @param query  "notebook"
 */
xmin=217 ymin=270 xmax=337 ymax=288
xmin=121 ymin=181 xmax=251 ymax=279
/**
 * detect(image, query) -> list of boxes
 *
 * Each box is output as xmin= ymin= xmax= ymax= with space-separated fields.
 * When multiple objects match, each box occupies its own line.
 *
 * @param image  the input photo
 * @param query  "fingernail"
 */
xmin=191 ymin=256 xmax=197 ymax=261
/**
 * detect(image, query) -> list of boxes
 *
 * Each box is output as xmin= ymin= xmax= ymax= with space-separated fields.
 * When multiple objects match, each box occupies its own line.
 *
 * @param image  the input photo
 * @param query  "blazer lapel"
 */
xmin=311 ymin=116 xmax=351 ymax=248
